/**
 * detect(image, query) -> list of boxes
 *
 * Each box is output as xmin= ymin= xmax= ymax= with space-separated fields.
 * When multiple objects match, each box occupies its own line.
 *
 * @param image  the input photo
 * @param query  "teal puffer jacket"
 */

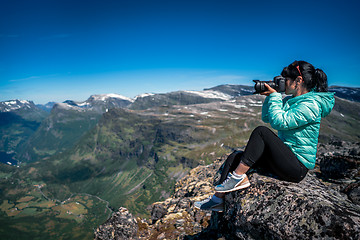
xmin=262 ymin=91 xmax=335 ymax=169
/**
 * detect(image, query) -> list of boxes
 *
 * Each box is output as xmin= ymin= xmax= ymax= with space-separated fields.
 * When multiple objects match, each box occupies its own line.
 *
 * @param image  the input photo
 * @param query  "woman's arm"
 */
xmin=262 ymin=96 xmax=271 ymax=123
xmin=261 ymin=83 xmax=277 ymax=123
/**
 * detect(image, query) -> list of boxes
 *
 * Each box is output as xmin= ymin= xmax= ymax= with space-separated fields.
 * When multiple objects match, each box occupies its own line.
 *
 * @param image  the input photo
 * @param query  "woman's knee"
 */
xmin=252 ymin=126 xmax=271 ymax=135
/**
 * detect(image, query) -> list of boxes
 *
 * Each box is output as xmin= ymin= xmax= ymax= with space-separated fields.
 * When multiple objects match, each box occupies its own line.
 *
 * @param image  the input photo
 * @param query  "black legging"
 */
xmin=220 ymin=126 xmax=308 ymax=183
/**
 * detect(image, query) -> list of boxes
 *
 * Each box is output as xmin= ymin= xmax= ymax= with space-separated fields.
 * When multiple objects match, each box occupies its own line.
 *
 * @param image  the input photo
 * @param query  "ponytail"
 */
xmin=314 ymin=68 xmax=328 ymax=92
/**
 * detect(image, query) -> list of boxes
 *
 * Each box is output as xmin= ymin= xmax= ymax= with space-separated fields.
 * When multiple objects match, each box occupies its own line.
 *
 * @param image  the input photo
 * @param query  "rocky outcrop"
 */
xmin=94 ymin=160 xmax=222 ymax=240
xmin=316 ymin=140 xmax=360 ymax=206
xmin=217 ymin=172 xmax=359 ymax=239
xmin=94 ymin=207 xmax=138 ymax=240
xmin=94 ymin=141 xmax=360 ymax=239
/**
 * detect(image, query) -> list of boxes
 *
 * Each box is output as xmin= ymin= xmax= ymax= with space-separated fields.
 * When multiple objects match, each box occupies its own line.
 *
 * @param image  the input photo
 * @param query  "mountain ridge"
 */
xmin=3 ymin=85 xmax=359 ymax=113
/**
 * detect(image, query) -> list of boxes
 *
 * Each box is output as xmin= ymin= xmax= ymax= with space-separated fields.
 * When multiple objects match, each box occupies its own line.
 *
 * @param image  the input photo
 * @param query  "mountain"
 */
xmin=0 ymin=100 xmax=48 ymax=120
xmin=329 ymin=86 xmax=360 ymax=102
xmin=204 ymin=84 xmax=254 ymax=96
xmin=0 ymin=100 xmax=49 ymax=165
xmin=129 ymin=85 xmax=254 ymax=110
xmin=17 ymin=103 xmax=102 ymax=162
xmin=319 ymin=96 xmax=360 ymax=142
xmin=17 ymin=94 xmax=134 ymax=163
xmin=130 ymin=90 xmax=229 ymax=110
xmin=36 ymin=102 xmax=56 ymax=112
xmin=64 ymin=93 xmax=134 ymax=113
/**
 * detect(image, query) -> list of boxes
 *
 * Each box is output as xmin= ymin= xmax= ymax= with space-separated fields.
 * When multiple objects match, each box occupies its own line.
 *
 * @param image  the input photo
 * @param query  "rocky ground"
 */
xmin=94 ymin=140 xmax=360 ymax=240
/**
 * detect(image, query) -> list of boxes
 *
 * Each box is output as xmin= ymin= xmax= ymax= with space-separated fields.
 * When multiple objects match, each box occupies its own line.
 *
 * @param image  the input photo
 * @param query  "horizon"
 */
xmin=1 ymin=0 xmax=360 ymax=104
xmin=1 ymin=82 xmax=359 ymax=105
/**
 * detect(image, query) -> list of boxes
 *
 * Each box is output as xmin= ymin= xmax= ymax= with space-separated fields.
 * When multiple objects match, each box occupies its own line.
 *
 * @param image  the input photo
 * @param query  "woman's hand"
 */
xmin=260 ymin=83 xmax=277 ymax=96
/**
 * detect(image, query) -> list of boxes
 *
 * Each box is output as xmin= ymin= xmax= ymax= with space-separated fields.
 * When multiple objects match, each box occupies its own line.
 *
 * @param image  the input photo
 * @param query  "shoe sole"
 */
xmin=215 ymin=181 xmax=251 ymax=193
xmin=194 ymin=204 xmax=224 ymax=212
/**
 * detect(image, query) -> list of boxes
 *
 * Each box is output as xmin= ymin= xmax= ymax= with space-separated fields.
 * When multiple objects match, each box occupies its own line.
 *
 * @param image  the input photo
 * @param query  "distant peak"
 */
xmin=0 ymin=99 xmax=34 ymax=112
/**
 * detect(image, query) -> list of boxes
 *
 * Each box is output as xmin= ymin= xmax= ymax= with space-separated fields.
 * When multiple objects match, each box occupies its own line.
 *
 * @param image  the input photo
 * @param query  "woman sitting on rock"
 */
xmin=195 ymin=60 xmax=335 ymax=212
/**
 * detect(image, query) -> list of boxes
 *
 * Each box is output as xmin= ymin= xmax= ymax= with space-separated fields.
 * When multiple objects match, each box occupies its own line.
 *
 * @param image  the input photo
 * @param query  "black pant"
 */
xmin=220 ymin=126 xmax=308 ymax=183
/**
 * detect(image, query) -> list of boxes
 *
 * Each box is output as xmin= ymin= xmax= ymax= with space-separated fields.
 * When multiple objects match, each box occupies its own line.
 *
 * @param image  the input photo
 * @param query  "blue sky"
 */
xmin=1 ymin=0 xmax=360 ymax=104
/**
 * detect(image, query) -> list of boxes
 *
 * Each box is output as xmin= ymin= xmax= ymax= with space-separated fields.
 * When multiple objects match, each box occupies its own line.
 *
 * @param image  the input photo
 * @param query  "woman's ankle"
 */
xmin=211 ymin=195 xmax=223 ymax=203
xmin=214 ymin=192 xmax=225 ymax=198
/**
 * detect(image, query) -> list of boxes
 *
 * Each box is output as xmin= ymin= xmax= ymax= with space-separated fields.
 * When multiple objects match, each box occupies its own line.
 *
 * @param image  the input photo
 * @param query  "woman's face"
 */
xmin=285 ymin=78 xmax=296 ymax=95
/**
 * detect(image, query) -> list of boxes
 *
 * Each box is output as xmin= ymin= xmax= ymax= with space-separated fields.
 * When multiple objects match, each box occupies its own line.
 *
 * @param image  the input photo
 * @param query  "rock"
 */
xmin=94 ymin=141 xmax=360 ymax=240
xmin=319 ymin=155 xmax=359 ymax=180
xmin=349 ymin=185 xmax=360 ymax=205
xmin=344 ymin=182 xmax=360 ymax=205
xmin=219 ymin=172 xmax=360 ymax=239
xmin=316 ymin=141 xmax=360 ymax=205
xmin=317 ymin=141 xmax=360 ymax=158
xmin=151 ymin=203 xmax=167 ymax=224
xmin=94 ymin=207 xmax=138 ymax=240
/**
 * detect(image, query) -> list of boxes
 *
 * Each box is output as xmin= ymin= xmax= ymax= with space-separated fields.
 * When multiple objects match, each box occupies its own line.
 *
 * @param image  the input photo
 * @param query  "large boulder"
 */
xmin=219 ymin=172 xmax=360 ymax=239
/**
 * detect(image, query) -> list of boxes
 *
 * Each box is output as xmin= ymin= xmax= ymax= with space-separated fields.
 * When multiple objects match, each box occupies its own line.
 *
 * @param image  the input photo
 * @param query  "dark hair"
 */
xmin=281 ymin=60 xmax=328 ymax=92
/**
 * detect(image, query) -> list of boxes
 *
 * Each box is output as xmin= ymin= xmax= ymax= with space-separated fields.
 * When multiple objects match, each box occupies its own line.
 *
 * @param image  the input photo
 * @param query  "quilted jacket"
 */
xmin=262 ymin=91 xmax=335 ymax=169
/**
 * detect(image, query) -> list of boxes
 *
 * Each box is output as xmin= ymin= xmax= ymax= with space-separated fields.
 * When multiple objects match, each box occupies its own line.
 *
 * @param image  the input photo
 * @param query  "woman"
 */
xmin=194 ymin=60 xmax=335 ymax=212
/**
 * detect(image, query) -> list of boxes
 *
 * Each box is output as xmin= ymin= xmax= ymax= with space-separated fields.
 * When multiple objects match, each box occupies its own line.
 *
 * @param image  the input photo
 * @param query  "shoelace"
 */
xmin=219 ymin=174 xmax=232 ymax=186
xmin=200 ymin=197 xmax=212 ymax=204
xmin=220 ymin=173 xmax=244 ymax=187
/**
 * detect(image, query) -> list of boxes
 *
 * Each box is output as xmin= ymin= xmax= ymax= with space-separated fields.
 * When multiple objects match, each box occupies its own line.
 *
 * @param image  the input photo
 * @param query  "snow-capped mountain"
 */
xmin=0 ymin=99 xmax=49 ymax=122
xmin=329 ymin=86 xmax=360 ymax=102
xmin=129 ymin=86 xmax=253 ymax=110
xmin=0 ymin=100 xmax=36 ymax=112
xmin=55 ymin=93 xmax=134 ymax=113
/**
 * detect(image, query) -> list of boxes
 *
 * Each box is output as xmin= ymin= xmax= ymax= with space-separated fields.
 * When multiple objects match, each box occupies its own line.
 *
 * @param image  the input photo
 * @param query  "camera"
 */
xmin=253 ymin=76 xmax=286 ymax=94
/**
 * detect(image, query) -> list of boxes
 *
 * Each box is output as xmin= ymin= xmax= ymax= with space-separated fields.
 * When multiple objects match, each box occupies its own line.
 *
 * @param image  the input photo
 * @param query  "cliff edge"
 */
xmin=94 ymin=141 xmax=360 ymax=239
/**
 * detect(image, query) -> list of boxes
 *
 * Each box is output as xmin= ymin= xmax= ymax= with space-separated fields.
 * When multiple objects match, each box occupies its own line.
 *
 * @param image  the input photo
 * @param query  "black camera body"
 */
xmin=253 ymin=76 xmax=286 ymax=94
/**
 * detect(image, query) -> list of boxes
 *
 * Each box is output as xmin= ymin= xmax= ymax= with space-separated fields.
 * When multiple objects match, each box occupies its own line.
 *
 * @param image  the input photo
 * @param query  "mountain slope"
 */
xmin=18 ymin=103 xmax=102 ymax=162
xmin=129 ymin=88 xmax=239 ymax=110
xmin=17 ymin=94 xmax=133 ymax=163
xmin=0 ymin=100 xmax=49 ymax=165
xmin=319 ymin=96 xmax=360 ymax=142
xmin=329 ymin=86 xmax=360 ymax=102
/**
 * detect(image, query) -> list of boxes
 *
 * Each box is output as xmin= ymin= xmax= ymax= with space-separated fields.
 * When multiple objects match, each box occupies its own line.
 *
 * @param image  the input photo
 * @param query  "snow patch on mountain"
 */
xmin=55 ymin=102 xmax=86 ymax=112
xmin=134 ymin=93 xmax=155 ymax=99
xmin=89 ymin=93 xmax=134 ymax=102
xmin=76 ymin=102 xmax=91 ymax=107
xmin=184 ymin=90 xmax=232 ymax=101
